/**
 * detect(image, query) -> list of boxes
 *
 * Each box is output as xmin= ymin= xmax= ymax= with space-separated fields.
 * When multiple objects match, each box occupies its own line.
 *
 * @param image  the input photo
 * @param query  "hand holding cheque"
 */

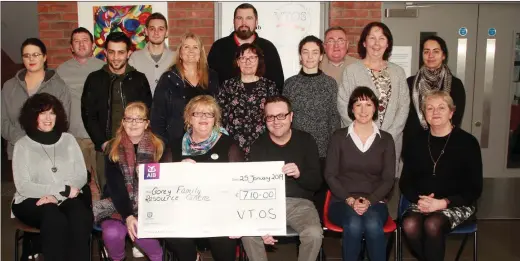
xmin=137 ymin=161 xmax=288 ymax=238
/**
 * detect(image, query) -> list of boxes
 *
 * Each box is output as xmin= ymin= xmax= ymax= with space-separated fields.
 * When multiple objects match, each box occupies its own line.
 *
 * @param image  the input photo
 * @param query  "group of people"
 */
xmin=2 ymin=3 xmax=482 ymax=261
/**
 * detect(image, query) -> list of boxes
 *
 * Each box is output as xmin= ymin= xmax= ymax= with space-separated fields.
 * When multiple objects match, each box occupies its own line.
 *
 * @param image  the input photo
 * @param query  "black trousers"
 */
xmin=12 ymin=196 xmax=93 ymax=261
xmin=165 ymin=237 xmax=237 ymax=261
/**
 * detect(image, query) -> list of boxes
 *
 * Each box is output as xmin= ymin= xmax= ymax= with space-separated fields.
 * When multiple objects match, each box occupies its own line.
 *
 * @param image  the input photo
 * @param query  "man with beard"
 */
xmin=81 ymin=32 xmax=152 ymax=193
xmin=208 ymin=3 xmax=284 ymax=93
xmin=129 ymin=12 xmax=175 ymax=96
xmin=57 ymin=27 xmax=104 ymax=196
xmin=320 ymin=26 xmax=357 ymax=86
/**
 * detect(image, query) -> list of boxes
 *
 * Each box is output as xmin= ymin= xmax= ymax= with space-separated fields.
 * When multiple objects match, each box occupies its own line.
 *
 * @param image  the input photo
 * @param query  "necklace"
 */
xmin=41 ymin=144 xmax=57 ymax=173
xmin=427 ymin=130 xmax=452 ymax=175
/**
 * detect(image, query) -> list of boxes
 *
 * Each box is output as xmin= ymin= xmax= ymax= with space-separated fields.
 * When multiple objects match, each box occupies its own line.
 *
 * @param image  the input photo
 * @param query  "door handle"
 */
xmin=475 ymin=121 xmax=482 ymax=127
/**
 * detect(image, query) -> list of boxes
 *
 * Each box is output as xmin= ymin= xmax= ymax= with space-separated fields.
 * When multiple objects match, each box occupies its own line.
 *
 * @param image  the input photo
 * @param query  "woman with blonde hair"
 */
xmin=165 ymin=95 xmax=243 ymax=261
xmin=93 ymin=102 xmax=164 ymax=261
xmin=151 ymin=32 xmax=219 ymax=149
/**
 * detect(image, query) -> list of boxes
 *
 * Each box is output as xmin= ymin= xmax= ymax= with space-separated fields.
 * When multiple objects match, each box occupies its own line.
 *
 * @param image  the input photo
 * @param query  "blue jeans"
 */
xmin=329 ymin=201 xmax=388 ymax=261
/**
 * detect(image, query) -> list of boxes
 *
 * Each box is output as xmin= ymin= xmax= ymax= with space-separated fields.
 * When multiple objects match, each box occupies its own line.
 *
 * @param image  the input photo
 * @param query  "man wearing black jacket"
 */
xmin=207 ymin=3 xmax=284 ymax=93
xmin=81 ymin=32 xmax=152 ymax=192
xmin=241 ymin=96 xmax=323 ymax=261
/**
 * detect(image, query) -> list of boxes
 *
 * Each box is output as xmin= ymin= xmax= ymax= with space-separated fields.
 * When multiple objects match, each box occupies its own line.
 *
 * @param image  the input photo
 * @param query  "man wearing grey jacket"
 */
xmin=57 ymin=27 xmax=104 ymax=188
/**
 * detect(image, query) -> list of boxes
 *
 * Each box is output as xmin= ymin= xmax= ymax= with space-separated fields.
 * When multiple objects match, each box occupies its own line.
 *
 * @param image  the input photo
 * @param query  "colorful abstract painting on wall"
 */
xmin=93 ymin=5 xmax=152 ymax=61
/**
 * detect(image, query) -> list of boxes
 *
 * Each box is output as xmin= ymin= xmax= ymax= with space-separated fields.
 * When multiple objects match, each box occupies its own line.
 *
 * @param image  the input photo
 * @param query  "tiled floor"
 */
xmin=2 ymin=181 xmax=519 ymax=261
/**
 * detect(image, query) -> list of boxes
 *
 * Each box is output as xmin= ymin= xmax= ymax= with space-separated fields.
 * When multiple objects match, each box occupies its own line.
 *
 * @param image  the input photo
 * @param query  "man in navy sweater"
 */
xmin=241 ymin=95 xmax=323 ymax=261
xmin=207 ymin=3 xmax=284 ymax=93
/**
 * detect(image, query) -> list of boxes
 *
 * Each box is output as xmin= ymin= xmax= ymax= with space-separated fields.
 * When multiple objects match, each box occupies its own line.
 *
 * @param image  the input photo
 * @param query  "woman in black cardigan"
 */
xmin=151 ymin=32 xmax=219 ymax=149
xmin=403 ymin=35 xmax=466 ymax=157
xmin=399 ymin=91 xmax=482 ymax=261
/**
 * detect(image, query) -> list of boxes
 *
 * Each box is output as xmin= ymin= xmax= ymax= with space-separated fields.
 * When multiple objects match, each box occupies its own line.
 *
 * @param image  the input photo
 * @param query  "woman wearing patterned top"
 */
xmin=337 ymin=22 xmax=410 ymax=171
xmin=217 ymin=43 xmax=278 ymax=159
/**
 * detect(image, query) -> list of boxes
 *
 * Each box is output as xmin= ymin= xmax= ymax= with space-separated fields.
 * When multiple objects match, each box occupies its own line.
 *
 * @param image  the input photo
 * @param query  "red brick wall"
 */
xmin=329 ymin=2 xmax=382 ymax=58
xmin=167 ymin=2 xmax=215 ymax=54
xmin=38 ymin=2 xmax=78 ymax=69
xmin=38 ymin=2 xmax=380 ymax=68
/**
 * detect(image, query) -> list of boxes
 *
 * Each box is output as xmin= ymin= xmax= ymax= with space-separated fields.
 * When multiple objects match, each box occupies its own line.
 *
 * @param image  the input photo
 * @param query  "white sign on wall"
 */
xmin=219 ymin=2 xmax=323 ymax=80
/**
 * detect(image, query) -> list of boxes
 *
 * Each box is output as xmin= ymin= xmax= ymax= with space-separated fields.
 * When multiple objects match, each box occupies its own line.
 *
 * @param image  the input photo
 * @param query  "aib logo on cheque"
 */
xmin=144 ymin=163 xmax=160 ymax=180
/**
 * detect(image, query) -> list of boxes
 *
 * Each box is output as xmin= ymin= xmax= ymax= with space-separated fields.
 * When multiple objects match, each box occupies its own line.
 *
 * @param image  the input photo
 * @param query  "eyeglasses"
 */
xmin=192 ymin=112 xmax=215 ymax=118
xmin=265 ymin=112 xmax=291 ymax=122
xmin=325 ymin=39 xmax=347 ymax=46
xmin=123 ymin=117 xmax=147 ymax=123
xmin=22 ymin=53 xmax=43 ymax=59
xmin=238 ymin=56 xmax=258 ymax=63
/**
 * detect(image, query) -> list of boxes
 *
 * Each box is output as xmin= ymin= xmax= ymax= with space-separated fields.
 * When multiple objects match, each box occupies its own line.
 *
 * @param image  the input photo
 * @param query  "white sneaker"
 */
xmin=132 ymin=246 xmax=145 ymax=258
xmin=28 ymin=253 xmax=39 ymax=260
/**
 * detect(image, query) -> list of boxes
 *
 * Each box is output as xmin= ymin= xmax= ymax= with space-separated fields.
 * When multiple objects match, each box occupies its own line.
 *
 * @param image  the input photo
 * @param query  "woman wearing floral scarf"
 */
xmin=92 ymin=102 xmax=164 ymax=261
xmin=165 ymin=95 xmax=244 ymax=261
xmin=403 ymin=35 xmax=466 ymax=156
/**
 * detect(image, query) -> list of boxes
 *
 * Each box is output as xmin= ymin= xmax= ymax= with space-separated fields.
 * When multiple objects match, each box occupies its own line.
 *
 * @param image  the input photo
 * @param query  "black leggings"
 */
xmin=401 ymin=211 xmax=451 ymax=261
xmin=165 ymin=237 xmax=237 ymax=261
xmin=12 ymin=197 xmax=93 ymax=261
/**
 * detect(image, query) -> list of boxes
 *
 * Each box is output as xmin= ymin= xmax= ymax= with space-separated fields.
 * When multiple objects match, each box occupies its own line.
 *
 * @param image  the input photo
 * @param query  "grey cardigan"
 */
xmin=337 ymin=60 xmax=410 ymax=169
xmin=1 ymin=69 xmax=71 ymax=159
xmin=129 ymin=44 xmax=176 ymax=96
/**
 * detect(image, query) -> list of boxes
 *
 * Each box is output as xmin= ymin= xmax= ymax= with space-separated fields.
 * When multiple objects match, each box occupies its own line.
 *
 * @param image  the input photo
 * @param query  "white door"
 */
xmin=383 ymin=3 xmax=520 ymax=218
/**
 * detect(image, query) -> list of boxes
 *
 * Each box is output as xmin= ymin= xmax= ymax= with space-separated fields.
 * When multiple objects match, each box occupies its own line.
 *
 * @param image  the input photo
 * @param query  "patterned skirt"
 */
xmin=405 ymin=203 xmax=475 ymax=229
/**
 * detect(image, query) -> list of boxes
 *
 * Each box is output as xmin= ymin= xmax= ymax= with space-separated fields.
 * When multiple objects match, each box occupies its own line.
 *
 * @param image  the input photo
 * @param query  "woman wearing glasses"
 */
xmin=93 ymin=102 xmax=164 ymax=261
xmin=165 ymin=95 xmax=243 ymax=261
xmin=151 ymin=32 xmax=219 ymax=149
xmin=2 ymin=37 xmax=71 ymax=164
xmin=217 ymin=43 xmax=278 ymax=160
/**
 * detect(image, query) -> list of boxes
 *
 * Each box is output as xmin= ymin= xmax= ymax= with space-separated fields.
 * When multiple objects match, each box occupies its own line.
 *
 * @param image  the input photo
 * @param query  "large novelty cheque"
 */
xmin=137 ymin=161 xmax=287 ymax=238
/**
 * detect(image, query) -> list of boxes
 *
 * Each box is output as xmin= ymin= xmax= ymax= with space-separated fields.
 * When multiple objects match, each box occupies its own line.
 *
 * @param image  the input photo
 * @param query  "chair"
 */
xmin=323 ymin=190 xmax=397 ymax=261
xmin=91 ymin=224 xmax=110 ymax=261
xmin=396 ymin=195 xmax=478 ymax=261
xmin=14 ymin=217 xmax=94 ymax=261
xmin=14 ymin=218 xmax=40 ymax=261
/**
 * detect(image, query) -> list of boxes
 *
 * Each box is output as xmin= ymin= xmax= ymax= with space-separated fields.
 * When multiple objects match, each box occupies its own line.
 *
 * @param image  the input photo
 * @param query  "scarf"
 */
xmin=92 ymin=130 xmax=156 ymax=223
xmin=412 ymin=64 xmax=452 ymax=129
xmin=182 ymin=127 xmax=229 ymax=156
xmin=26 ymin=129 xmax=61 ymax=145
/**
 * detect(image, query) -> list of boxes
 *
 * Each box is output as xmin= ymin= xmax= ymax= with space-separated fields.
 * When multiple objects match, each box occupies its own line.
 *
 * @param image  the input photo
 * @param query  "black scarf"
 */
xmin=26 ymin=129 xmax=61 ymax=145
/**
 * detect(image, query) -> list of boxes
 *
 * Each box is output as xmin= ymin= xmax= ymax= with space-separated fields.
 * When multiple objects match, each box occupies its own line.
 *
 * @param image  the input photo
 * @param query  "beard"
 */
xmin=235 ymin=26 xmax=255 ymax=40
xmin=108 ymin=59 xmax=127 ymax=72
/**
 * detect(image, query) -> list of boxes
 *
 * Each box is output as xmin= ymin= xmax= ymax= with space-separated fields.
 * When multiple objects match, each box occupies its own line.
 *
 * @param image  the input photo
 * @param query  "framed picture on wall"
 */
xmin=77 ymin=2 xmax=168 ymax=61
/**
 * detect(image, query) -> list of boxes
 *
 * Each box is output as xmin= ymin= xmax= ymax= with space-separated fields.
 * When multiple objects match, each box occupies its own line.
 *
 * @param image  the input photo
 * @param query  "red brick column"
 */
xmin=167 ymin=2 xmax=215 ymax=53
xmin=329 ymin=2 xmax=382 ymax=58
xmin=38 ymin=2 xmax=78 ymax=69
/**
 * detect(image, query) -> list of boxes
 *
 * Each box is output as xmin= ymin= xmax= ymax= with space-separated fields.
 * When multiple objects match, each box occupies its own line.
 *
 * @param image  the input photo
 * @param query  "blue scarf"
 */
xmin=182 ymin=127 xmax=229 ymax=156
